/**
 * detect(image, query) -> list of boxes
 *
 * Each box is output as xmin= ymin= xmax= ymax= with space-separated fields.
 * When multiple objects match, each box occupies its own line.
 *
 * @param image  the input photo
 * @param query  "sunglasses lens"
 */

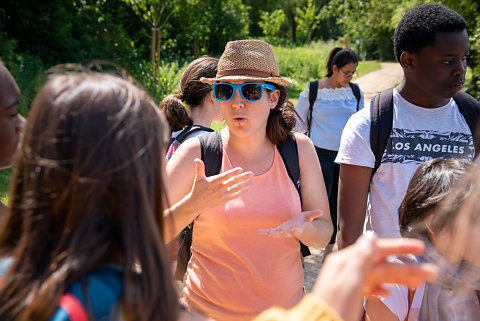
xmin=215 ymin=84 xmax=234 ymax=101
xmin=241 ymin=84 xmax=263 ymax=101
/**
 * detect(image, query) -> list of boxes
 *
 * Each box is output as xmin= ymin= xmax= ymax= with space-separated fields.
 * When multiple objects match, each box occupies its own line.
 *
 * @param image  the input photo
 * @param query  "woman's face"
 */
xmin=332 ymin=62 xmax=358 ymax=87
xmin=215 ymin=80 xmax=280 ymax=139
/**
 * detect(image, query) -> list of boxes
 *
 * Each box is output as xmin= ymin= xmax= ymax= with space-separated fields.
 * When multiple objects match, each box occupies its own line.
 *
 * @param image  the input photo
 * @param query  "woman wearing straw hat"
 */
xmin=166 ymin=39 xmax=333 ymax=321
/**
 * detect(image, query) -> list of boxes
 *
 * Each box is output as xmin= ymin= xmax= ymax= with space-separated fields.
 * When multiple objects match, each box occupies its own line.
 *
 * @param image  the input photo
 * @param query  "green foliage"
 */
xmin=0 ymin=168 xmax=12 ymax=199
xmin=5 ymin=53 xmax=45 ymax=117
xmin=259 ymin=9 xmax=286 ymax=41
xmin=123 ymin=0 xmax=172 ymax=28
xmin=466 ymin=17 xmax=480 ymax=98
xmin=131 ymin=60 xmax=186 ymax=105
xmin=0 ymin=30 xmax=45 ymax=117
xmin=327 ymin=0 xmax=439 ymax=60
xmin=328 ymin=0 xmax=480 ymax=97
xmin=273 ymin=40 xmax=337 ymax=98
xmin=296 ymin=0 xmax=321 ymax=44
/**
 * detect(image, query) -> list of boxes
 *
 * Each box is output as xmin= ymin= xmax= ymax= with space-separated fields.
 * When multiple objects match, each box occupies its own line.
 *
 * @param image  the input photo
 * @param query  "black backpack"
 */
xmin=306 ymin=80 xmax=361 ymax=137
xmin=166 ymin=125 xmax=214 ymax=159
xmin=174 ymin=131 xmax=310 ymax=280
xmin=369 ymin=88 xmax=480 ymax=178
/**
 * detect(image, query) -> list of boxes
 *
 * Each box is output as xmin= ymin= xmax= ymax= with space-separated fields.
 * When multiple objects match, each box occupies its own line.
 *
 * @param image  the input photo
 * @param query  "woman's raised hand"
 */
xmin=312 ymin=233 xmax=438 ymax=321
xmin=258 ymin=210 xmax=322 ymax=239
xmin=189 ymin=158 xmax=254 ymax=213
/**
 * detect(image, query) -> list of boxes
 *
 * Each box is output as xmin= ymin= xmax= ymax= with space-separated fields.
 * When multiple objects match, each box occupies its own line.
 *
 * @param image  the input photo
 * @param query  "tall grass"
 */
xmin=273 ymin=40 xmax=338 ymax=99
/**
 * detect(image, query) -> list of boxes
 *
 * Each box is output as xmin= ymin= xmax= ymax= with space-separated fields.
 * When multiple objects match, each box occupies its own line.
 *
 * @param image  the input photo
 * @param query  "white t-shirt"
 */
xmin=335 ymin=89 xmax=474 ymax=237
xmin=379 ymin=280 xmax=426 ymax=321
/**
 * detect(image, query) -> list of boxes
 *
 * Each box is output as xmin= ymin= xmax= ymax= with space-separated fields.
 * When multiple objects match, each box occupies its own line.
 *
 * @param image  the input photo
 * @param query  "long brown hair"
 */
xmin=161 ymin=56 xmax=218 ymax=132
xmin=0 ymin=72 xmax=178 ymax=321
xmin=266 ymin=84 xmax=298 ymax=146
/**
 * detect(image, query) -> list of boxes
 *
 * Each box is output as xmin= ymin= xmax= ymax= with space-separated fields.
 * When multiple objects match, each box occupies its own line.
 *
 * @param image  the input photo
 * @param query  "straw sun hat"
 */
xmin=200 ymin=39 xmax=292 ymax=87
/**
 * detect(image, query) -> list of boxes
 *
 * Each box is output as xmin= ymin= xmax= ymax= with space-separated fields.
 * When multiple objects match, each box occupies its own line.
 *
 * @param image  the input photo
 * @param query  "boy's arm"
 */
xmin=337 ymin=164 xmax=372 ymax=249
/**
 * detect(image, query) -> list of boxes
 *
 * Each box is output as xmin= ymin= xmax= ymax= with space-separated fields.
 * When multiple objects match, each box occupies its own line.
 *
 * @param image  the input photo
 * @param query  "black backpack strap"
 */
xmin=278 ymin=135 xmax=301 ymax=198
xmin=370 ymin=88 xmax=394 ymax=179
xmin=349 ymin=82 xmax=361 ymax=112
xmin=278 ymin=134 xmax=311 ymax=257
xmin=199 ymin=131 xmax=223 ymax=177
xmin=176 ymin=125 xmax=214 ymax=145
xmin=453 ymin=91 xmax=480 ymax=159
xmin=307 ymin=80 xmax=318 ymax=137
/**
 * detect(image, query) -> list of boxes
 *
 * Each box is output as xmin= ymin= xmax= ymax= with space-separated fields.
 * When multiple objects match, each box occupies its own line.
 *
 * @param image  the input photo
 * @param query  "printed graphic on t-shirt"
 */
xmin=382 ymin=128 xmax=474 ymax=164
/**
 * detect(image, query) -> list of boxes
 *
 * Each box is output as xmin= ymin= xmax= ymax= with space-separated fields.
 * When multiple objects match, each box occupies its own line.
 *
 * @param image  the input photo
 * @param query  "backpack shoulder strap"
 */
xmin=307 ymin=80 xmax=319 ymax=137
xmin=176 ymin=125 xmax=214 ymax=145
xmin=453 ymin=91 xmax=480 ymax=159
xmin=370 ymin=88 xmax=394 ymax=179
xmin=349 ymin=82 xmax=361 ymax=111
xmin=199 ymin=131 xmax=223 ymax=177
xmin=277 ymin=134 xmax=311 ymax=257
xmin=277 ymin=134 xmax=301 ymax=198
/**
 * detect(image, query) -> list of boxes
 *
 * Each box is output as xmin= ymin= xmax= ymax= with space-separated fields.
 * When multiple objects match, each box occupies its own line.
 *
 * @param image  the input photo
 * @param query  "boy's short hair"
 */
xmin=394 ymin=3 xmax=467 ymax=62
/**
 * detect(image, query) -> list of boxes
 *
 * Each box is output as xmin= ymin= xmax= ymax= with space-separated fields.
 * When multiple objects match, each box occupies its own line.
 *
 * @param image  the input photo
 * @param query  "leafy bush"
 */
xmin=259 ymin=9 xmax=285 ymax=42
xmin=273 ymin=40 xmax=337 ymax=98
xmin=131 ymin=60 xmax=186 ymax=105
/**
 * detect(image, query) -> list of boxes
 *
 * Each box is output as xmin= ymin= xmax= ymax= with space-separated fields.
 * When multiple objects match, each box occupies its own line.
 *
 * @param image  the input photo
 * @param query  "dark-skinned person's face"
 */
xmin=411 ymin=29 xmax=470 ymax=101
xmin=0 ymin=65 xmax=24 ymax=169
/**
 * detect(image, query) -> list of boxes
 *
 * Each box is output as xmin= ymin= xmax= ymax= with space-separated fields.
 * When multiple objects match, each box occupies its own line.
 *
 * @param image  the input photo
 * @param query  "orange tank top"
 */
xmin=181 ymin=147 xmax=304 ymax=321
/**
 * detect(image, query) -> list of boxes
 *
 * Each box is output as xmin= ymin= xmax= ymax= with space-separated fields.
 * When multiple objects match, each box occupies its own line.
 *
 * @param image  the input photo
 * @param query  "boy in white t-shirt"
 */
xmin=335 ymin=3 xmax=478 ymax=248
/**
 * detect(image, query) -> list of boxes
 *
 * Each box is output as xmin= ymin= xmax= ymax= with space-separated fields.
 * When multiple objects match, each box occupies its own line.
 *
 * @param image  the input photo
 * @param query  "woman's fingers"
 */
xmin=258 ymin=228 xmax=294 ymax=238
xmin=372 ymin=238 xmax=427 ymax=263
xmin=222 ymin=171 xmax=255 ymax=188
xmin=223 ymin=178 xmax=254 ymax=200
xmin=364 ymin=261 xmax=437 ymax=295
xmin=210 ymin=166 xmax=251 ymax=182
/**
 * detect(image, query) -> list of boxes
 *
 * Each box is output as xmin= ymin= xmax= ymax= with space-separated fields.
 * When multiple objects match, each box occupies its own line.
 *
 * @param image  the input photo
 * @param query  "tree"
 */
xmin=259 ymin=9 xmax=285 ymax=41
xmin=123 ymin=0 xmax=174 ymax=73
xmin=296 ymin=0 xmax=321 ymax=44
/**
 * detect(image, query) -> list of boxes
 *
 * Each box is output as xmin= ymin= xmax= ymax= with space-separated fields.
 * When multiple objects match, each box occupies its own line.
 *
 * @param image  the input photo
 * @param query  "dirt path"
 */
xmin=355 ymin=62 xmax=404 ymax=102
xmin=302 ymin=62 xmax=404 ymax=292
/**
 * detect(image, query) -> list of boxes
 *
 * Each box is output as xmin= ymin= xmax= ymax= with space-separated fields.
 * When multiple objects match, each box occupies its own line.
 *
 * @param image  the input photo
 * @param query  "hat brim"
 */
xmin=200 ymin=75 xmax=292 ymax=87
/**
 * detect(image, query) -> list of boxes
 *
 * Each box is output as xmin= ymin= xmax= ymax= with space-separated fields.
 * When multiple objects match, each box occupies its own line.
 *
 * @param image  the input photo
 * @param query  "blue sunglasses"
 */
xmin=211 ymin=82 xmax=276 ymax=102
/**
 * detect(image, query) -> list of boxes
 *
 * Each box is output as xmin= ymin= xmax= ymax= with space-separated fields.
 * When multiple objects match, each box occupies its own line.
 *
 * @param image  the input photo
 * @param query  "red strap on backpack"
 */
xmin=59 ymin=294 xmax=89 ymax=321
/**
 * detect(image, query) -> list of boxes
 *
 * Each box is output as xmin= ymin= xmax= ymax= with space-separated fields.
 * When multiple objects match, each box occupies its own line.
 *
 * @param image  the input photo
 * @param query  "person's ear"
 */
xmin=400 ymin=51 xmax=416 ymax=71
xmin=332 ymin=65 xmax=339 ymax=74
xmin=269 ymin=89 xmax=280 ymax=109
